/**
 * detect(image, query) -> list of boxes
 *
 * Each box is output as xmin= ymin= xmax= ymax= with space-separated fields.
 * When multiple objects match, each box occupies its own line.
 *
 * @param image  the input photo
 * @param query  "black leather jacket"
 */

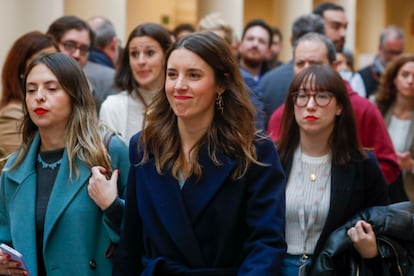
xmin=309 ymin=201 xmax=414 ymax=276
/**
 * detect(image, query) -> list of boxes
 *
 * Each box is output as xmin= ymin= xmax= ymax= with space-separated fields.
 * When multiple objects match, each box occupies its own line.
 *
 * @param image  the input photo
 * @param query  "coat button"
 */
xmin=89 ymin=260 xmax=97 ymax=270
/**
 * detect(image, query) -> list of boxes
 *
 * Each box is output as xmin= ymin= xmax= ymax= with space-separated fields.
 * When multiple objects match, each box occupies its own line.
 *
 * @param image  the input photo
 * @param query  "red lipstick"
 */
xmin=305 ymin=116 xmax=317 ymax=121
xmin=34 ymin=108 xmax=48 ymax=115
xmin=175 ymin=96 xmax=192 ymax=100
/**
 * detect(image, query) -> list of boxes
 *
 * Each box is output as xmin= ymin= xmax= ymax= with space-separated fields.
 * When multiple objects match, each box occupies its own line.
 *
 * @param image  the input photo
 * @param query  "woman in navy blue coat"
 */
xmin=112 ymin=32 xmax=287 ymax=275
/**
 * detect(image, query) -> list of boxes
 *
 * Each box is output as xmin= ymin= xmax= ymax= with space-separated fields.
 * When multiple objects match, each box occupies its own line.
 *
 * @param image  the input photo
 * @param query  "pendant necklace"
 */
xmin=37 ymin=154 xmax=62 ymax=170
xmin=309 ymin=173 xmax=316 ymax=182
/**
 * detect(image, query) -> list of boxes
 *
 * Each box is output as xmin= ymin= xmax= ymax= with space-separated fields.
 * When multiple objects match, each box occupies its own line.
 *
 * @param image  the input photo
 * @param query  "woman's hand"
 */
xmin=347 ymin=220 xmax=378 ymax=259
xmin=88 ymin=166 xmax=120 ymax=210
xmin=396 ymin=151 xmax=414 ymax=172
xmin=0 ymin=250 xmax=27 ymax=275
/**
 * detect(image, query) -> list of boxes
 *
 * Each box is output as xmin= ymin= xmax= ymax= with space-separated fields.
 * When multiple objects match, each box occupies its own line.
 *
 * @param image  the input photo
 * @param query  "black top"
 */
xmin=35 ymin=148 xmax=64 ymax=276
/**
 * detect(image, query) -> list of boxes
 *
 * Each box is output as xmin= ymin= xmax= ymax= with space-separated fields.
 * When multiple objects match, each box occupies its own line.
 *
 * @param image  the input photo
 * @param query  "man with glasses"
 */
xmin=47 ymin=15 xmax=116 ymax=113
xmin=358 ymin=25 xmax=405 ymax=99
xmin=267 ymin=32 xmax=402 ymax=199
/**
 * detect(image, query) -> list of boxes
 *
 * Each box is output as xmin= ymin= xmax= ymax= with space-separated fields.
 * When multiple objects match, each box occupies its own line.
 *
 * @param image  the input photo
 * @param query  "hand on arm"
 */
xmin=396 ymin=151 xmax=414 ymax=172
xmin=88 ymin=166 xmax=120 ymax=210
xmin=347 ymin=220 xmax=378 ymax=259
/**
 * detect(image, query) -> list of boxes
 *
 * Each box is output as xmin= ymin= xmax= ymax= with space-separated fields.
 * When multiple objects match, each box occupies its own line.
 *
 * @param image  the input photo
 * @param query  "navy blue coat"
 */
xmin=113 ymin=134 xmax=287 ymax=275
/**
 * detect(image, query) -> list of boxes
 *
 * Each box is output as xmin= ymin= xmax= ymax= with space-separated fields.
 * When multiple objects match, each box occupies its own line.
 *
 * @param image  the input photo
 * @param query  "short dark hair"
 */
xmin=313 ymin=2 xmax=344 ymax=17
xmin=241 ymin=19 xmax=273 ymax=47
xmin=271 ymin=27 xmax=283 ymax=41
xmin=293 ymin=32 xmax=336 ymax=64
xmin=291 ymin=14 xmax=325 ymax=44
xmin=47 ymin=15 xmax=95 ymax=49
xmin=172 ymin=23 xmax=195 ymax=38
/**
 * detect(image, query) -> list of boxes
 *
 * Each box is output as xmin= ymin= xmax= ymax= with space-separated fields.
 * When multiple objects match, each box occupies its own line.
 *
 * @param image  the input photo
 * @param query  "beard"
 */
xmin=241 ymin=55 xmax=263 ymax=68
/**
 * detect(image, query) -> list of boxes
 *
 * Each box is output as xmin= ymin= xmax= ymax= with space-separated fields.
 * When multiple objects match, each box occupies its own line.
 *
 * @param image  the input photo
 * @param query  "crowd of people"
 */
xmin=0 ymin=1 xmax=413 ymax=275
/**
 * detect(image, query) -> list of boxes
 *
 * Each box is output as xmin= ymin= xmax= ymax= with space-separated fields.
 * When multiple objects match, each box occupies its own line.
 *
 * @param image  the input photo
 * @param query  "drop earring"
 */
xmin=216 ymin=93 xmax=224 ymax=115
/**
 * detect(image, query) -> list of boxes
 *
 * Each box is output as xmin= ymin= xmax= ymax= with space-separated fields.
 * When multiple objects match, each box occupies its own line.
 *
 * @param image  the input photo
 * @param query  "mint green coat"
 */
xmin=0 ymin=133 xmax=129 ymax=276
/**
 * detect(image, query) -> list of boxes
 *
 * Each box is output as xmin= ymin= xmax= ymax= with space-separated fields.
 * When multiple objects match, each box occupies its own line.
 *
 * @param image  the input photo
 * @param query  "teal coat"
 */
xmin=0 ymin=133 xmax=129 ymax=276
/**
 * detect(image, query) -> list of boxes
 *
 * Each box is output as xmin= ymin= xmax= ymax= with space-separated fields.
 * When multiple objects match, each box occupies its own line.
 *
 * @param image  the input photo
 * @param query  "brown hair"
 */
xmin=139 ymin=31 xmax=259 ymax=181
xmin=0 ymin=31 xmax=57 ymax=109
xmin=12 ymin=53 xmax=111 ymax=178
xmin=278 ymin=65 xmax=364 ymax=167
xmin=375 ymin=54 xmax=414 ymax=115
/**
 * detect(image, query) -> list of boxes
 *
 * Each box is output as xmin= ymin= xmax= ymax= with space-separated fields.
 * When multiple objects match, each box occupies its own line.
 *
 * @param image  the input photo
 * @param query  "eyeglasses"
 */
xmin=293 ymin=91 xmax=334 ymax=107
xmin=59 ymin=40 xmax=90 ymax=56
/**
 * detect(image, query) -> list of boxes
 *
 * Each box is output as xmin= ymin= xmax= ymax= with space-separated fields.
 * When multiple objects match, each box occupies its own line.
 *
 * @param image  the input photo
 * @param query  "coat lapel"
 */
xmin=43 ymin=153 xmax=90 ymax=246
xmin=181 ymin=150 xmax=236 ymax=224
xmin=142 ymin=161 xmax=206 ymax=267
xmin=314 ymin=163 xmax=356 ymax=254
xmin=6 ymin=151 xmax=38 ymax=272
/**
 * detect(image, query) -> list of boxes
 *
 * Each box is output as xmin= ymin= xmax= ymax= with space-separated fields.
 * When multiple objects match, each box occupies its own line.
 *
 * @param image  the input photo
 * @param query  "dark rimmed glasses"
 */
xmin=59 ymin=40 xmax=90 ymax=56
xmin=293 ymin=91 xmax=334 ymax=107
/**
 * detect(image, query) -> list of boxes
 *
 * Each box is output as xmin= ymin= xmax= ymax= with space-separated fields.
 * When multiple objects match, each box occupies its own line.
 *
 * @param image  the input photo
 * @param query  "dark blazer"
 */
xmin=113 ymin=134 xmax=287 ymax=275
xmin=260 ymin=60 xmax=294 ymax=125
xmin=283 ymin=151 xmax=389 ymax=269
xmin=358 ymin=64 xmax=380 ymax=98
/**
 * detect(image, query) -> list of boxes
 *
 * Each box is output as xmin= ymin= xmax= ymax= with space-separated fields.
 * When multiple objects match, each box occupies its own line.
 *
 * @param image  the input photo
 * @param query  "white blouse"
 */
xmin=285 ymin=148 xmax=332 ymax=255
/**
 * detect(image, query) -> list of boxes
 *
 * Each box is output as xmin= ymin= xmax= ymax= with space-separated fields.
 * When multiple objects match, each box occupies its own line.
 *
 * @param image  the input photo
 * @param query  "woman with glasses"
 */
xmin=277 ymin=65 xmax=389 ymax=275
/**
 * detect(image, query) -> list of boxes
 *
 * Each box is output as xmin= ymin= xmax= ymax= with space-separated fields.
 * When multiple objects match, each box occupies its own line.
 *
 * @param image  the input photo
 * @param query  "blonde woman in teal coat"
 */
xmin=0 ymin=53 xmax=129 ymax=276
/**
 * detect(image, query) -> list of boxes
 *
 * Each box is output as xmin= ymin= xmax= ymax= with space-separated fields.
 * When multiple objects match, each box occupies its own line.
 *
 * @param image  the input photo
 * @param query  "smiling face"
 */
xmin=294 ymin=75 xmax=342 ymax=138
xmin=165 ymin=48 xmax=220 ymax=127
xmin=25 ymin=63 xmax=72 ymax=134
xmin=128 ymin=36 xmax=166 ymax=91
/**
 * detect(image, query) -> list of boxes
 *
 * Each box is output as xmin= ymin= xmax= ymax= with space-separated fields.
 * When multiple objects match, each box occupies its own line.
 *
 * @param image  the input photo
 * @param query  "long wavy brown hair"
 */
xmin=277 ymin=65 xmax=365 ymax=168
xmin=11 ymin=53 xmax=112 ymax=178
xmin=375 ymin=54 xmax=414 ymax=115
xmin=139 ymin=31 xmax=261 ymax=181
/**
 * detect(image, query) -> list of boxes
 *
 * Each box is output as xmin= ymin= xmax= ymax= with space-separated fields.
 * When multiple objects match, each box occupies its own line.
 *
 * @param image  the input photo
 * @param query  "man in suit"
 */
xmin=259 ymin=14 xmax=325 ymax=127
xmin=47 ymin=15 xmax=116 ymax=113
xmin=87 ymin=16 xmax=120 ymax=69
xmin=358 ymin=25 xmax=405 ymax=98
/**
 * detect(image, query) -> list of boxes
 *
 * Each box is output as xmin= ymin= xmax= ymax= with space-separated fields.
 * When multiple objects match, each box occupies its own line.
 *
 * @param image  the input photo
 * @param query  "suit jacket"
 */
xmin=113 ymin=134 xmax=287 ymax=275
xmin=358 ymin=64 xmax=380 ymax=99
xmin=283 ymin=151 xmax=389 ymax=269
xmin=0 ymin=133 xmax=129 ymax=276
xmin=84 ymin=61 xmax=117 ymax=112
xmin=259 ymin=60 xmax=294 ymax=126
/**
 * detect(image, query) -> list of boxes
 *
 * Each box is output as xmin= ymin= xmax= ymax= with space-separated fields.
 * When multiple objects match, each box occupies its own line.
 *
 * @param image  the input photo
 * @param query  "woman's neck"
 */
xmin=38 ymin=129 xmax=65 ymax=151
xmin=394 ymin=94 xmax=414 ymax=119
xmin=299 ymin=134 xmax=331 ymax=157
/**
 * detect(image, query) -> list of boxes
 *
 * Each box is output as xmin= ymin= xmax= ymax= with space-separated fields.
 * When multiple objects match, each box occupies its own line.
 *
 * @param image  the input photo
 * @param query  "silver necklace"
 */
xmin=37 ymin=153 xmax=62 ymax=170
